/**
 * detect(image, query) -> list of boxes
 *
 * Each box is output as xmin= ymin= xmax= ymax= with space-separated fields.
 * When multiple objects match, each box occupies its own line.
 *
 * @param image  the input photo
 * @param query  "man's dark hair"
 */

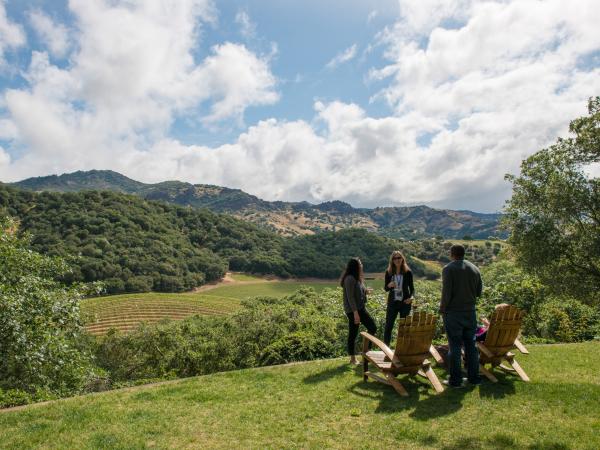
xmin=450 ymin=244 xmax=465 ymax=260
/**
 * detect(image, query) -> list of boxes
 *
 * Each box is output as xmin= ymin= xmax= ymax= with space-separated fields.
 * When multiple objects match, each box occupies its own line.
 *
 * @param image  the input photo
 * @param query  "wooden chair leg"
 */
xmin=507 ymin=358 xmax=530 ymax=382
xmin=514 ymin=338 xmax=529 ymax=354
xmin=479 ymin=364 xmax=498 ymax=383
xmin=363 ymin=358 xmax=368 ymax=381
xmin=422 ymin=366 xmax=444 ymax=393
xmin=385 ymin=372 xmax=409 ymax=397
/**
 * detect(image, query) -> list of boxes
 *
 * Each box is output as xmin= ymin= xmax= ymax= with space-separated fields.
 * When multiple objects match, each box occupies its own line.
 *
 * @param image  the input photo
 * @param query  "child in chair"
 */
xmin=475 ymin=303 xmax=510 ymax=342
xmin=435 ymin=303 xmax=511 ymax=365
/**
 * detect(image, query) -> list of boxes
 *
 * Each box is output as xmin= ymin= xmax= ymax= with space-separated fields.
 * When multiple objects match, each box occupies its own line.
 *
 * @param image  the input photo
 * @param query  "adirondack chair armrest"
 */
xmin=360 ymin=331 xmax=395 ymax=361
xmin=514 ymin=338 xmax=529 ymax=354
xmin=477 ymin=342 xmax=494 ymax=358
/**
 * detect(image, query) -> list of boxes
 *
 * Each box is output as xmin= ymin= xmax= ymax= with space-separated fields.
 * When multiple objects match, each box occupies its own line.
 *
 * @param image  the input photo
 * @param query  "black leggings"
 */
xmin=383 ymin=301 xmax=411 ymax=346
xmin=346 ymin=308 xmax=377 ymax=355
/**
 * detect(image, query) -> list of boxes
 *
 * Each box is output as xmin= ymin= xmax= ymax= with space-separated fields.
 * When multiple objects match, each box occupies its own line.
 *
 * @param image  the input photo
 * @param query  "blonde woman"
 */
xmin=383 ymin=251 xmax=414 ymax=346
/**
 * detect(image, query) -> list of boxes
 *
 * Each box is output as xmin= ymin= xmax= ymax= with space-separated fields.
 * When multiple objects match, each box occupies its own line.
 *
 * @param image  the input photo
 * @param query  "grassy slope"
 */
xmin=1 ymin=342 xmax=599 ymax=449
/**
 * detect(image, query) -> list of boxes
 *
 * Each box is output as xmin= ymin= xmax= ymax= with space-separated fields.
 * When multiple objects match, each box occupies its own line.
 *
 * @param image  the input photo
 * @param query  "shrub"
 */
xmin=0 ymin=388 xmax=56 ymax=409
xmin=0 ymin=217 xmax=98 ymax=396
xmin=537 ymin=298 xmax=600 ymax=342
xmin=260 ymin=331 xmax=337 ymax=365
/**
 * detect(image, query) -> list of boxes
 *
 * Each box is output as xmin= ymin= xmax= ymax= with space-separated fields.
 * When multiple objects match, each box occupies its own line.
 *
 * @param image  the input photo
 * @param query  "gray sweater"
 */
xmin=343 ymin=275 xmax=367 ymax=314
xmin=439 ymin=259 xmax=483 ymax=313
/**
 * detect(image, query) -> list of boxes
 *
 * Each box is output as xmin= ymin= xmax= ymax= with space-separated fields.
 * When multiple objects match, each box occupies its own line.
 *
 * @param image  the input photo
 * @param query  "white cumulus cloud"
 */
xmin=28 ymin=10 xmax=71 ymax=58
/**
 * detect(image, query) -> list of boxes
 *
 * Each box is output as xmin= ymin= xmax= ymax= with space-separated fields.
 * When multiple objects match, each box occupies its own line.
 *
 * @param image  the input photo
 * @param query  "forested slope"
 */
xmin=0 ymin=185 xmax=285 ymax=293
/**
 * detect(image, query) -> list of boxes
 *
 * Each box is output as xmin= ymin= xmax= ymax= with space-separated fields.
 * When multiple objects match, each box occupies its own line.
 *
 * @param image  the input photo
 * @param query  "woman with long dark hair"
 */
xmin=383 ymin=251 xmax=414 ymax=346
xmin=341 ymin=257 xmax=377 ymax=365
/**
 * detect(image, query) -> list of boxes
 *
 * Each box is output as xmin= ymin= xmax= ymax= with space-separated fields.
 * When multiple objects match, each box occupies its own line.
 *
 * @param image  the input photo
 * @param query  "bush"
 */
xmin=92 ymin=284 xmax=453 ymax=385
xmin=0 ymin=217 xmax=98 ymax=397
xmin=480 ymin=259 xmax=546 ymax=336
xmin=93 ymin=288 xmax=348 ymax=383
xmin=0 ymin=388 xmax=56 ymax=409
xmin=93 ymin=316 xmax=237 ymax=382
xmin=537 ymin=298 xmax=600 ymax=342
xmin=0 ymin=389 xmax=32 ymax=408
xmin=260 ymin=331 xmax=337 ymax=365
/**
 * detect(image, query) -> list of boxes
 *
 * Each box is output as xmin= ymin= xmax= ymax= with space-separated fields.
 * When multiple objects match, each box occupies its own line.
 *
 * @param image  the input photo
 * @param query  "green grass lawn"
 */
xmin=2 ymin=342 xmax=599 ymax=449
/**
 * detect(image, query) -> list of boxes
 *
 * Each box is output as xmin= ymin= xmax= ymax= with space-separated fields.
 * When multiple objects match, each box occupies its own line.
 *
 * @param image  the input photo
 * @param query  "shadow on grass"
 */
xmin=347 ymin=374 xmax=468 ymax=419
xmin=347 ymin=369 xmax=521 ymax=420
xmin=302 ymin=363 xmax=350 ymax=384
xmin=438 ymin=435 xmax=571 ymax=450
xmin=478 ymin=374 xmax=517 ymax=399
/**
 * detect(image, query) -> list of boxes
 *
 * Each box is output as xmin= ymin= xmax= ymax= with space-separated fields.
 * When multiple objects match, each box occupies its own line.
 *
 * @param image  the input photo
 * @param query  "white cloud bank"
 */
xmin=1 ymin=0 xmax=599 ymax=212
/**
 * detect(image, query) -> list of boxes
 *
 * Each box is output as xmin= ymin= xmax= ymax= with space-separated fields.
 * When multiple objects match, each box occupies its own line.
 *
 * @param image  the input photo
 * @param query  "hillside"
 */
xmin=0 ymin=184 xmax=456 ymax=293
xmin=0 ymin=184 xmax=287 ymax=293
xmin=1 ymin=342 xmax=598 ymax=449
xmin=11 ymin=170 xmax=504 ymax=239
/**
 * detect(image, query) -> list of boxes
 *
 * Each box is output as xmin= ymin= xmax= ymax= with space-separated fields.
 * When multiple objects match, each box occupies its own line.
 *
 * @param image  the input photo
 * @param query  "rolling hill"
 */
xmin=11 ymin=170 xmax=504 ymax=239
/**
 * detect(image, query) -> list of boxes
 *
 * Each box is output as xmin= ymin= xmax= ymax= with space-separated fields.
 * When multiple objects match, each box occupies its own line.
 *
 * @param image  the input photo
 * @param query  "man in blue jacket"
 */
xmin=440 ymin=244 xmax=483 ymax=387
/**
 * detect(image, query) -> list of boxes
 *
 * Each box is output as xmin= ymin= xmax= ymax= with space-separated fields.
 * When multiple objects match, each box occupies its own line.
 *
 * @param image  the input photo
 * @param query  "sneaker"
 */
xmin=443 ymin=378 xmax=467 ymax=388
xmin=468 ymin=378 xmax=483 ymax=385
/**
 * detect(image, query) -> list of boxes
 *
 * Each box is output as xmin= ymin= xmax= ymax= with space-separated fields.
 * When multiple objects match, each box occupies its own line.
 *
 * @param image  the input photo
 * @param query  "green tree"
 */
xmin=504 ymin=97 xmax=600 ymax=303
xmin=0 ymin=217 xmax=98 ymax=395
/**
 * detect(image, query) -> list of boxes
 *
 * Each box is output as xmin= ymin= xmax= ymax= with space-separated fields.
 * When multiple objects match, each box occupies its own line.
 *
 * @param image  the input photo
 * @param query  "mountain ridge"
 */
xmin=10 ymin=170 xmax=504 ymax=239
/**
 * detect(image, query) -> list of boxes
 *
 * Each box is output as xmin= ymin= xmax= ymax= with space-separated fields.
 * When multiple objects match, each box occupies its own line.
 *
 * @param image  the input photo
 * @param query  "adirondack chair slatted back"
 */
xmin=393 ymin=311 xmax=437 ymax=366
xmin=484 ymin=305 xmax=525 ymax=355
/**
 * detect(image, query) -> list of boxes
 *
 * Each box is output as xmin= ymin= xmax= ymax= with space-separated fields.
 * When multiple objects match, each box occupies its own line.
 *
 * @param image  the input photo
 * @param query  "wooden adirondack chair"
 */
xmin=360 ymin=311 xmax=444 ymax=397
xmin=477 ymin=304 xmax=530 ymax=382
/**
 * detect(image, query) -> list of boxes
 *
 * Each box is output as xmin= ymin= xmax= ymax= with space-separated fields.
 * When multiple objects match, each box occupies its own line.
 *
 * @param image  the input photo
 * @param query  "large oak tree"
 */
xmin=504 ymin=97 xmax=600 ymax=303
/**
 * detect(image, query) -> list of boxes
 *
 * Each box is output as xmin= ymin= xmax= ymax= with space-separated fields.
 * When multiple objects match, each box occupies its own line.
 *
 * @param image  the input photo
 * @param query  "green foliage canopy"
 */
xmin=504 ymin=97 xmax=600 ymax=303
xmin=0 ymin=217 xmax=96 ymax=395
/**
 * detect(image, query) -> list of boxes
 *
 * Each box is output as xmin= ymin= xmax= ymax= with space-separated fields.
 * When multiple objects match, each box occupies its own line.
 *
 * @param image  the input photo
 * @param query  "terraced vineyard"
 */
xmin=81 ymin=293 xmax=240 ymax=336
xmin=80 ymin=273 xmax=373 ymax=336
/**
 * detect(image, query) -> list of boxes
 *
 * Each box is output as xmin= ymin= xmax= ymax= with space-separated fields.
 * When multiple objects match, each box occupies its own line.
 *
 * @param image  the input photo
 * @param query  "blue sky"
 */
xmin=0 ymin=0 xmax=598 ymax=212
xmin=173 ymin=0 xmax=400 ymax=145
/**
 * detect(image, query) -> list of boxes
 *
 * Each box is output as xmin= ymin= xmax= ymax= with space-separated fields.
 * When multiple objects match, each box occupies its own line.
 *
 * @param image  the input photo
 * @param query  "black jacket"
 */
xmin=384 ymin=270 xmax=414 ymax=303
